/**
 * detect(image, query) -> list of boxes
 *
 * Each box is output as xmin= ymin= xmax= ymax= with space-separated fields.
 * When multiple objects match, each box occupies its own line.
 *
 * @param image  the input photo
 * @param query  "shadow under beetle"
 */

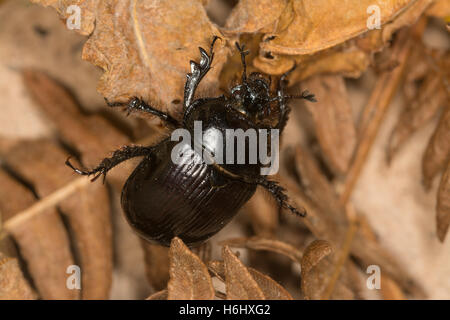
xmin=66 ymin=37 xmax=316 ymax=247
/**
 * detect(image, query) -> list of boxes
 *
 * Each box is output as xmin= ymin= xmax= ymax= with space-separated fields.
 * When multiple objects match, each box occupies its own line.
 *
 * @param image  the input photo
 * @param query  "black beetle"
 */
xmin=66 ymin=37 xmax=316 ymax=247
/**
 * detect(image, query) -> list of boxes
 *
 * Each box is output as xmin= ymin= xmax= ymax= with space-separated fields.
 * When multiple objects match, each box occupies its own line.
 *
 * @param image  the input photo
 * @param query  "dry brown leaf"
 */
xmin=2 ymin=140 xmax=112 ymax=299
xmin=388 ymin=73 xmax=446 ymax=162
xmin=300 ymin=240 xmax=333 ymax=299
xmin=301 ymin=75 xmax=356 ymax=174
xmin=22 ymin=70 xmax=129 ymax=168
xmin=247 ymin=267 xmax=293 ymax=300
xmin=167 ymin=237 xmax=214 ymax=300
xmin=141 ymin=240 xmax=170 ymax=291
xmin=222 ymin=246 xmax=265 ymax=300
xmin=33 ymin=0 xmax=230 ymax=117
xmin=301 ymin=239 xmax=354 ymax=300
xmin=30 ymin=0 xmax=97 ymax=36
xmin=220 ymin=237 xmax=302 ymax=263
xmin=426 ymin=0 xmax=450 ymax=18
xmin=422 ymin=105 xmax=450 ymax=189
xmin=380 ymin=275 xmax=407 ymax=300
xmin=254 ymin=44 xmax=370 ymax=79
xmin=436 ymin=161 xmax=450 ymax=242
xmin=294 ymin=145 xmax=342 ymax=215
xmin=224 ymin=0 xmax=287 ymax=34
xmin=84 ymin=0 xmax=229 ymax=116
xmin=208 ymin=260 xmax=292 ymax=300
xmin=0 ymin=253 xmax=36 ymax=300
xmin=260 ymin=0 xmax=425 ymax=55
xmin=0 ymin=169 xmax=78 ymax=300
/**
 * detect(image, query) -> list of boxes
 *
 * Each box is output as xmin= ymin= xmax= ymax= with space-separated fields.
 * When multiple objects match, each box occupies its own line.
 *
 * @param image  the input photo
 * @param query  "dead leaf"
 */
xmin=208 ymin=260 xmax=292 ymax=300
xmin=294 ymin=145 xmax=342 ymax=215
xmin=167 ymin=237 xmax=214 ymax=300
xmin=1 ymin=140 xmax=112 ymax=299
xmin=141 ymin=240 xmax=170 ymax=291
xmin=436 ymin=161 xmax=450 ymax=242
xmin=82 ymin=0 xmax=229 ymax=117
xmin=254 ymin=44 xmax=370 ymax=79
xmin=222 ymin=246 xmax=265 ymax=299
xmin=0 ymin=168 xmax=78 ymax=300
xmin=0 ymin=253 xmax=36 ymax=300
xmin=301 ymin=75 xmax=356 ymax=174
xmin=422 ymin=105 xmax=450 ymax=189
xmin=22 ymin=70 xmax=129 ymax=168
xmin=224 ymin=0 xmax=287 ymax=34
xmin=426 ymin=0 xmax=450 ymax=18
xmin=301 ymin=240 xmax=333 ymax=299
xmin=260 ymin=0 xmax=426 ymax=55
xmin=388 ymin=73 xmax=446 ymax=162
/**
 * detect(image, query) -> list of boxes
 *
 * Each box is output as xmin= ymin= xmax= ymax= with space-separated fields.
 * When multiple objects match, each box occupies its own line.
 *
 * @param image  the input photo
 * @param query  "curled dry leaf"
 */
xmin=0 ymin=253 xmax=36 ymax=300
xmin=259 ymin=0 xmax=421 ymax=55
xmin=220 ymin=237 xmax=302 ymax=263
xmin=167 ymin=237 xmax=214 ymax=300
xmin=34 ymin=0 xmax=230 ymax=117
xmin=253 ymin=0 xmax=431 ymax=78
xmin=300 ymin=240 xmax=334 ymax=300
xmin=301 ymin=75 xmax=356 ymax=175
xmin=436 ymin=161 xmax=450 ymax=242
xmin=254 ymin=43 xmax=370 ymax=79
xmin=222 ymin=246 xmax=265 ymax=300
xmin=141 ymin=240 xmax=170 ymax=291
xmin=422 ymin=105 xmax=450 ymax=189
xmin=208 ymin=260 xmax=292 ymax=300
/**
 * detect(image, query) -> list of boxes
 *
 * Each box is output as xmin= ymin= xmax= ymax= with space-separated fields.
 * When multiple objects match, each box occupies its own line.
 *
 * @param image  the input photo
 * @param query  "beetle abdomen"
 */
xmin=121 ymin=140 xmax=256 ymax=246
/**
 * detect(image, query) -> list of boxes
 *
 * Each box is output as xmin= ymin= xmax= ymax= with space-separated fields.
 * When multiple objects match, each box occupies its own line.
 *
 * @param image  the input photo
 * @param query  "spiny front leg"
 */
xmin=257 ymin=177 xmax=306 ymax=218
xmin=65 ymin=145 xmax=153 ymax=183
xmin=105 ymin=97 xmax=179 ymax=127
xmin=183 ymin=36 xmax=220 ymax=111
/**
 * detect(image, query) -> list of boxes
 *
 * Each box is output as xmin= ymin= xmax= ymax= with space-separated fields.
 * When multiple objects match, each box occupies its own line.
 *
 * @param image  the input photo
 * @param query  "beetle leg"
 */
xmin=105 ymin=97 xmax=179 ymax=127
xmin=274 ymin=64 xmax=296 ymax=133
xmin=65 ymin=145 xmax=153 ymax=183
xmin=274 ymin=64 xmax=316 ymax=133
xmin=256 ymin=177 xmax=306 ymax=218
xmin=183 ymin=36 xmax=220 ymax=111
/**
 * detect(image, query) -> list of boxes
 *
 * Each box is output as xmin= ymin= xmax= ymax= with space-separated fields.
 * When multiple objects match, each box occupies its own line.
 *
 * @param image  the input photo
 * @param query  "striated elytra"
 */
xmin=66 ymin=37 xmax=316 ymax=246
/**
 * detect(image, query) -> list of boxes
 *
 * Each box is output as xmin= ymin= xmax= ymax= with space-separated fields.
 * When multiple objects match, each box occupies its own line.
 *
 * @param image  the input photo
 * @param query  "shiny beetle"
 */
xmin=66 ymin=37 xmax=316 ymax=246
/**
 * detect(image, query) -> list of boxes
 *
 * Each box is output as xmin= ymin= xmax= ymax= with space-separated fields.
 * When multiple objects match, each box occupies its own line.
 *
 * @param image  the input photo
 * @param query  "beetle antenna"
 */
xmin=235 ymin=42 xmax=249 ymax=83
xmin=271 ymin=90 xmax=317 ymax=102
xmin=284 ymin=90 xmax=317 ymax=102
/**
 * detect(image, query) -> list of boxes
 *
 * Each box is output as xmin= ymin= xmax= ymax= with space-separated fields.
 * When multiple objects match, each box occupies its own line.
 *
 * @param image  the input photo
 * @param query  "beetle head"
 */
xmin=230 ymin=72 xmax=273 ymax=122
